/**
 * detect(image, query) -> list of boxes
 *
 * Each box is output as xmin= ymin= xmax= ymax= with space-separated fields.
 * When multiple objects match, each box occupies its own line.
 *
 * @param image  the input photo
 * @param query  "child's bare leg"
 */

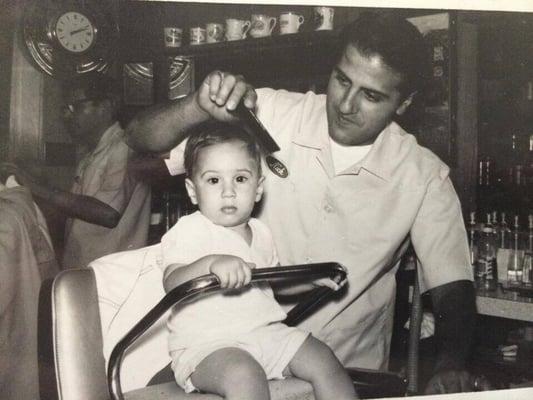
xmin=287 ymin=336 xmax=358 ymax=400
xmin=190 ymin=347 xmax=270 ymax=400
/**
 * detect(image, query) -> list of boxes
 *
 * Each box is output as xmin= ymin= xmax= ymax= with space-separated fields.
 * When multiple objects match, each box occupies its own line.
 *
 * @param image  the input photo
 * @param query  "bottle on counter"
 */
xmin=498 ymin=212 xmax=511 ymax=249
xmin=526 ymin=214 xmax=533 ymax=250
xmin=475 ymin=225 xmax=498 ymax=292
xmin=495 ymin=212 xmax=512 ymax=285
xmin=507 ymin=215 xmax=524 ymax=285
xmin=484 ymin=213 xmax=498 ymax=248
xmin=491 ymin=210 xmax=499 ymax=232
xmin=467 ymin=211 xmax=478 ymax=267
xmin=522 ymin=215 xmax=533 ymax=286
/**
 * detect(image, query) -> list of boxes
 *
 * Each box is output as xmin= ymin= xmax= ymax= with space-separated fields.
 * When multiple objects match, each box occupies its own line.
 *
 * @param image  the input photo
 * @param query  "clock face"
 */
xmin=55 ymin=11 xmax=96 ymax=53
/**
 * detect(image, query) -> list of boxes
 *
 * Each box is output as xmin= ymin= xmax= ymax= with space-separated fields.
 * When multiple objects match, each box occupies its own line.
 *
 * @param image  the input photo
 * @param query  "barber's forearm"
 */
xmin=126 ymin=92 xmax=209 ymax=153
xmin=430 ymin=280 xmax=476 ymax=371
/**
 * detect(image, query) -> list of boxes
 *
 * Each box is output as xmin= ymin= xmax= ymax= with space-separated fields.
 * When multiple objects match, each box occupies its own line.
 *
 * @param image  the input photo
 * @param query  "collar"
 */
xmin=352 ymin=123 xmax=406 ymax=182
xmin=291 ymin=100 xmax=330 ymax=150
xmin=90 ymin=122 xmax=123 ymax=157
xmin=292 ymin=118 xmax=407 ymax=182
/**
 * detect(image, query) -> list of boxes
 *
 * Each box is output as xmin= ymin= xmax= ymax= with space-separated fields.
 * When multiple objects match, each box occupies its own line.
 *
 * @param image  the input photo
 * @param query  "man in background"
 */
xmin=2 ymin=73 xmax=151 ymax=269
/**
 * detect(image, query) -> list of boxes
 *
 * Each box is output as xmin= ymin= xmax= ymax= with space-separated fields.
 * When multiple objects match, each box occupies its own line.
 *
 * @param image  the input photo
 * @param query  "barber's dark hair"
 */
xmin=184 ymin=122 xmax=262 ymax=178
xmin=63 ymin=72 xmax=121 ymax=117
xmin=335 ymin=13 xmax=430 ymax=98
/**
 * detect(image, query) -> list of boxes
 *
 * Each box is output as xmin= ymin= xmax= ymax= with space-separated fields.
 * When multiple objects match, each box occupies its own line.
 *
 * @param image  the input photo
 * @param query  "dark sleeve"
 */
xmin=429 ymin=279 xmax=476 ymax=372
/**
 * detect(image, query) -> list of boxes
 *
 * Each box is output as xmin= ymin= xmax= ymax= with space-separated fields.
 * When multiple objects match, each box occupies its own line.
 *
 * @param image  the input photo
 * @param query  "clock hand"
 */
xmin=70 ymin=26 xmax=90 ymax=35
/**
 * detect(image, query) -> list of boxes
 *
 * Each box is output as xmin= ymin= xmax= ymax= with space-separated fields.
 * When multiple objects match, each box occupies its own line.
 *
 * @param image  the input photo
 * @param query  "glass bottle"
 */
xmin=467 ymin=211 xmax=478 ymax=267
xmin=496 ymin=212 xmax=512 ymax=285
xmin=476 ymin=226 xmax=498 ymax=292
xmin=507 ymin=215 xmax=524 ymax=285
xmin=522 ymin=215 xmax=533 ymax=286
xmin=521 ymin=133 xmax=532 ymax=184
xmin=484 ymin=213 xmax=497 ymax=248
xmin=498 ymin=212 xmax=511 ymax=249
xmin=491 ymin=210 xmax=499 ymax=232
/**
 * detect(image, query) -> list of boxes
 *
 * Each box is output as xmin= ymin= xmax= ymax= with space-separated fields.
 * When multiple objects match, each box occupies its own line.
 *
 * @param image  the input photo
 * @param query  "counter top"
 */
xmin=476 ymin=286 xmax=533 ymax=322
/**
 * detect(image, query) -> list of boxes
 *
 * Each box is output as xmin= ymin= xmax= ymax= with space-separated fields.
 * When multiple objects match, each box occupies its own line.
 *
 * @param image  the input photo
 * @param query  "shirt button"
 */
xmin=305 ymin=256 xmax=313 ymax=263
xmin=324 ymin=204 xmax=334 ymax=213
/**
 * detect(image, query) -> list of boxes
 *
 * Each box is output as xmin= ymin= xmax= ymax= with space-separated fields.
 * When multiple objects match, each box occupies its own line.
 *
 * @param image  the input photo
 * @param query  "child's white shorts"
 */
xmin=170 ymin=322 xmax=309 ymax=393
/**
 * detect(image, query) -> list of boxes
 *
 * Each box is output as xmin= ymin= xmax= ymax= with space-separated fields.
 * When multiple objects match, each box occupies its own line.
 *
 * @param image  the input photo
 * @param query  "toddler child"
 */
xmin=161 ymin=122 xmax=357 ymax=399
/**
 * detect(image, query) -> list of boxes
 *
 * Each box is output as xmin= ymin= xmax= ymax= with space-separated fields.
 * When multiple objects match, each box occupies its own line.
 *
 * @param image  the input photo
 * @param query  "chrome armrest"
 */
xmin=108 ymin=262 xmax=346 ymax=400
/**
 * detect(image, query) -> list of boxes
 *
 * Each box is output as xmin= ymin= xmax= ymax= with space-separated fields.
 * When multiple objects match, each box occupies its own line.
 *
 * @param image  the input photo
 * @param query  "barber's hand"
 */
xmin=424 ymin=370 xmax=491 ymax=394
xmin=196 ymin=70 xmax=257 ymax=122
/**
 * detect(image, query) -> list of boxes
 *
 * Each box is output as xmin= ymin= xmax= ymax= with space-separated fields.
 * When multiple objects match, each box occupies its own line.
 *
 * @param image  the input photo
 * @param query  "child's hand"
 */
xmin=209 ymin=255 xmax=255 ymax=289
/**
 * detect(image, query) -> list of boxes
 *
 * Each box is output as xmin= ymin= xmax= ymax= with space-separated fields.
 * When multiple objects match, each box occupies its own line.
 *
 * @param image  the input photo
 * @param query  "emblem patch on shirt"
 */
xmin=266 ymin=155 xmax=288 ymax=178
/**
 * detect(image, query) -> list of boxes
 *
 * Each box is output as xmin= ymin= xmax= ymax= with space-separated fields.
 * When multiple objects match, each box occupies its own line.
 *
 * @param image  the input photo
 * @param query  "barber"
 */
xmin=126 ymin=13 xmax=476 ymax=394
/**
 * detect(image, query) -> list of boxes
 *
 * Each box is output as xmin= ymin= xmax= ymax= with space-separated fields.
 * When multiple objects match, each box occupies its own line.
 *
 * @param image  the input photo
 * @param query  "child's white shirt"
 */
xmin=161 ymin=211 xmax=285 ymax=352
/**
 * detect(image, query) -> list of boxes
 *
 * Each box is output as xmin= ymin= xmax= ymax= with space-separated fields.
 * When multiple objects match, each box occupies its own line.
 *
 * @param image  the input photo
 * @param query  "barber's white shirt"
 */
xmin=167 ymin=88 xmax=472 ymax=370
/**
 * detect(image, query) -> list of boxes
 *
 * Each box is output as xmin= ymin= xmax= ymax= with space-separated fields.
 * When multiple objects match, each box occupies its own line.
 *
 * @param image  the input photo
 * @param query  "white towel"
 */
xmin=91 ymin=244 xmax=172 ymax=392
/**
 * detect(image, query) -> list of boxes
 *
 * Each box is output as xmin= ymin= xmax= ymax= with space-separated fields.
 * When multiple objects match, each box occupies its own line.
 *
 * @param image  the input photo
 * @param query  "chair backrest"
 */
xmin=39 ymin=268 xmax=109 ymax=400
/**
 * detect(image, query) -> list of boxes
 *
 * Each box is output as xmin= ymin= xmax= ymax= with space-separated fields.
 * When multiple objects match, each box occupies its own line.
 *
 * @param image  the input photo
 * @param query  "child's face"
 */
xmin=185 ymin=139 xmax=264 ymax=231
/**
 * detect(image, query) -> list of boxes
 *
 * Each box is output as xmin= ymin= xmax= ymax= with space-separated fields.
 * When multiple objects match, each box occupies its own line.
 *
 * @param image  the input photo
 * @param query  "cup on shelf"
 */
xmin=206 ymin=22 xmax=224 ymax=43
xmin=279 ymin=11 xmax=305 ymax=35
xmin=190 ymin=26 xmax=206 ymax=45
xmin=250 ymin=14 xmax=277 ymax=38
xmin=163 ymin=27 xmax=183 ymax=48
xmin=225 ymin=18 xmax=251 ymax=41
xmin=314 ymin=6 xmax=334 ymax=31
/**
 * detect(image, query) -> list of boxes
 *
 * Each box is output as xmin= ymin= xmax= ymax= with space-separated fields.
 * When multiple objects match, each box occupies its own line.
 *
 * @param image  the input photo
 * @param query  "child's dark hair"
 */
xmin=184 ymin=122 xmax=263 ymax=177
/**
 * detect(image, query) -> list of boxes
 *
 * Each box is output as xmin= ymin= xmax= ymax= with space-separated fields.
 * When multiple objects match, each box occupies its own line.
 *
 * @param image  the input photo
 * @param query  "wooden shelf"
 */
xmin=119 ymin=30 xmax=338 ymax=87
xmin=164 ymin=30 xmax=337 ymax=59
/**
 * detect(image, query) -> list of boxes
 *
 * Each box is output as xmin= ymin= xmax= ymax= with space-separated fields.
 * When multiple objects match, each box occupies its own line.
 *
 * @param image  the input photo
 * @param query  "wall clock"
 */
xmin=53 ymin=10 xmax=96 ymax=53
xmin=23 ymin=0 xmax=118 ymax=77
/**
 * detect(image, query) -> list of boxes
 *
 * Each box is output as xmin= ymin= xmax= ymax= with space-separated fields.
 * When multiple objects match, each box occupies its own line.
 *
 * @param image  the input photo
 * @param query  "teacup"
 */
xmin=250 ymin=14 xmax=277 ymax=38
xmin=280 ymin=12 xmax=305 ymax=35
xmin=164 ymin=27 xmax=182 ymax=48
xmin=206 ymin=22 xmax=224 ymax=43
xmin=225 ymin=18 xmax=251 ymax=41
xmin=314 ymin=6 xmax=334 ymax=31
xmin=190 ymin=27 xmax=206 ymax=45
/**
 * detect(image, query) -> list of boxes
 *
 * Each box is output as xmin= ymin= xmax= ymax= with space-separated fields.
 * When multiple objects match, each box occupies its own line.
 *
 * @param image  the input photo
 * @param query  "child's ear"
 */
xmin=185 ymin=178 xmax=198 ymax=205
xmin=255 ymin=176 xmax=265 ymax=202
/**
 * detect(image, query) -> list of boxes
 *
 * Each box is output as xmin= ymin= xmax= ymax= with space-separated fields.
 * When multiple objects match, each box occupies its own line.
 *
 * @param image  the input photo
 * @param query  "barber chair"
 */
xmin=38 ymin=262 xmax=422 ymax=400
